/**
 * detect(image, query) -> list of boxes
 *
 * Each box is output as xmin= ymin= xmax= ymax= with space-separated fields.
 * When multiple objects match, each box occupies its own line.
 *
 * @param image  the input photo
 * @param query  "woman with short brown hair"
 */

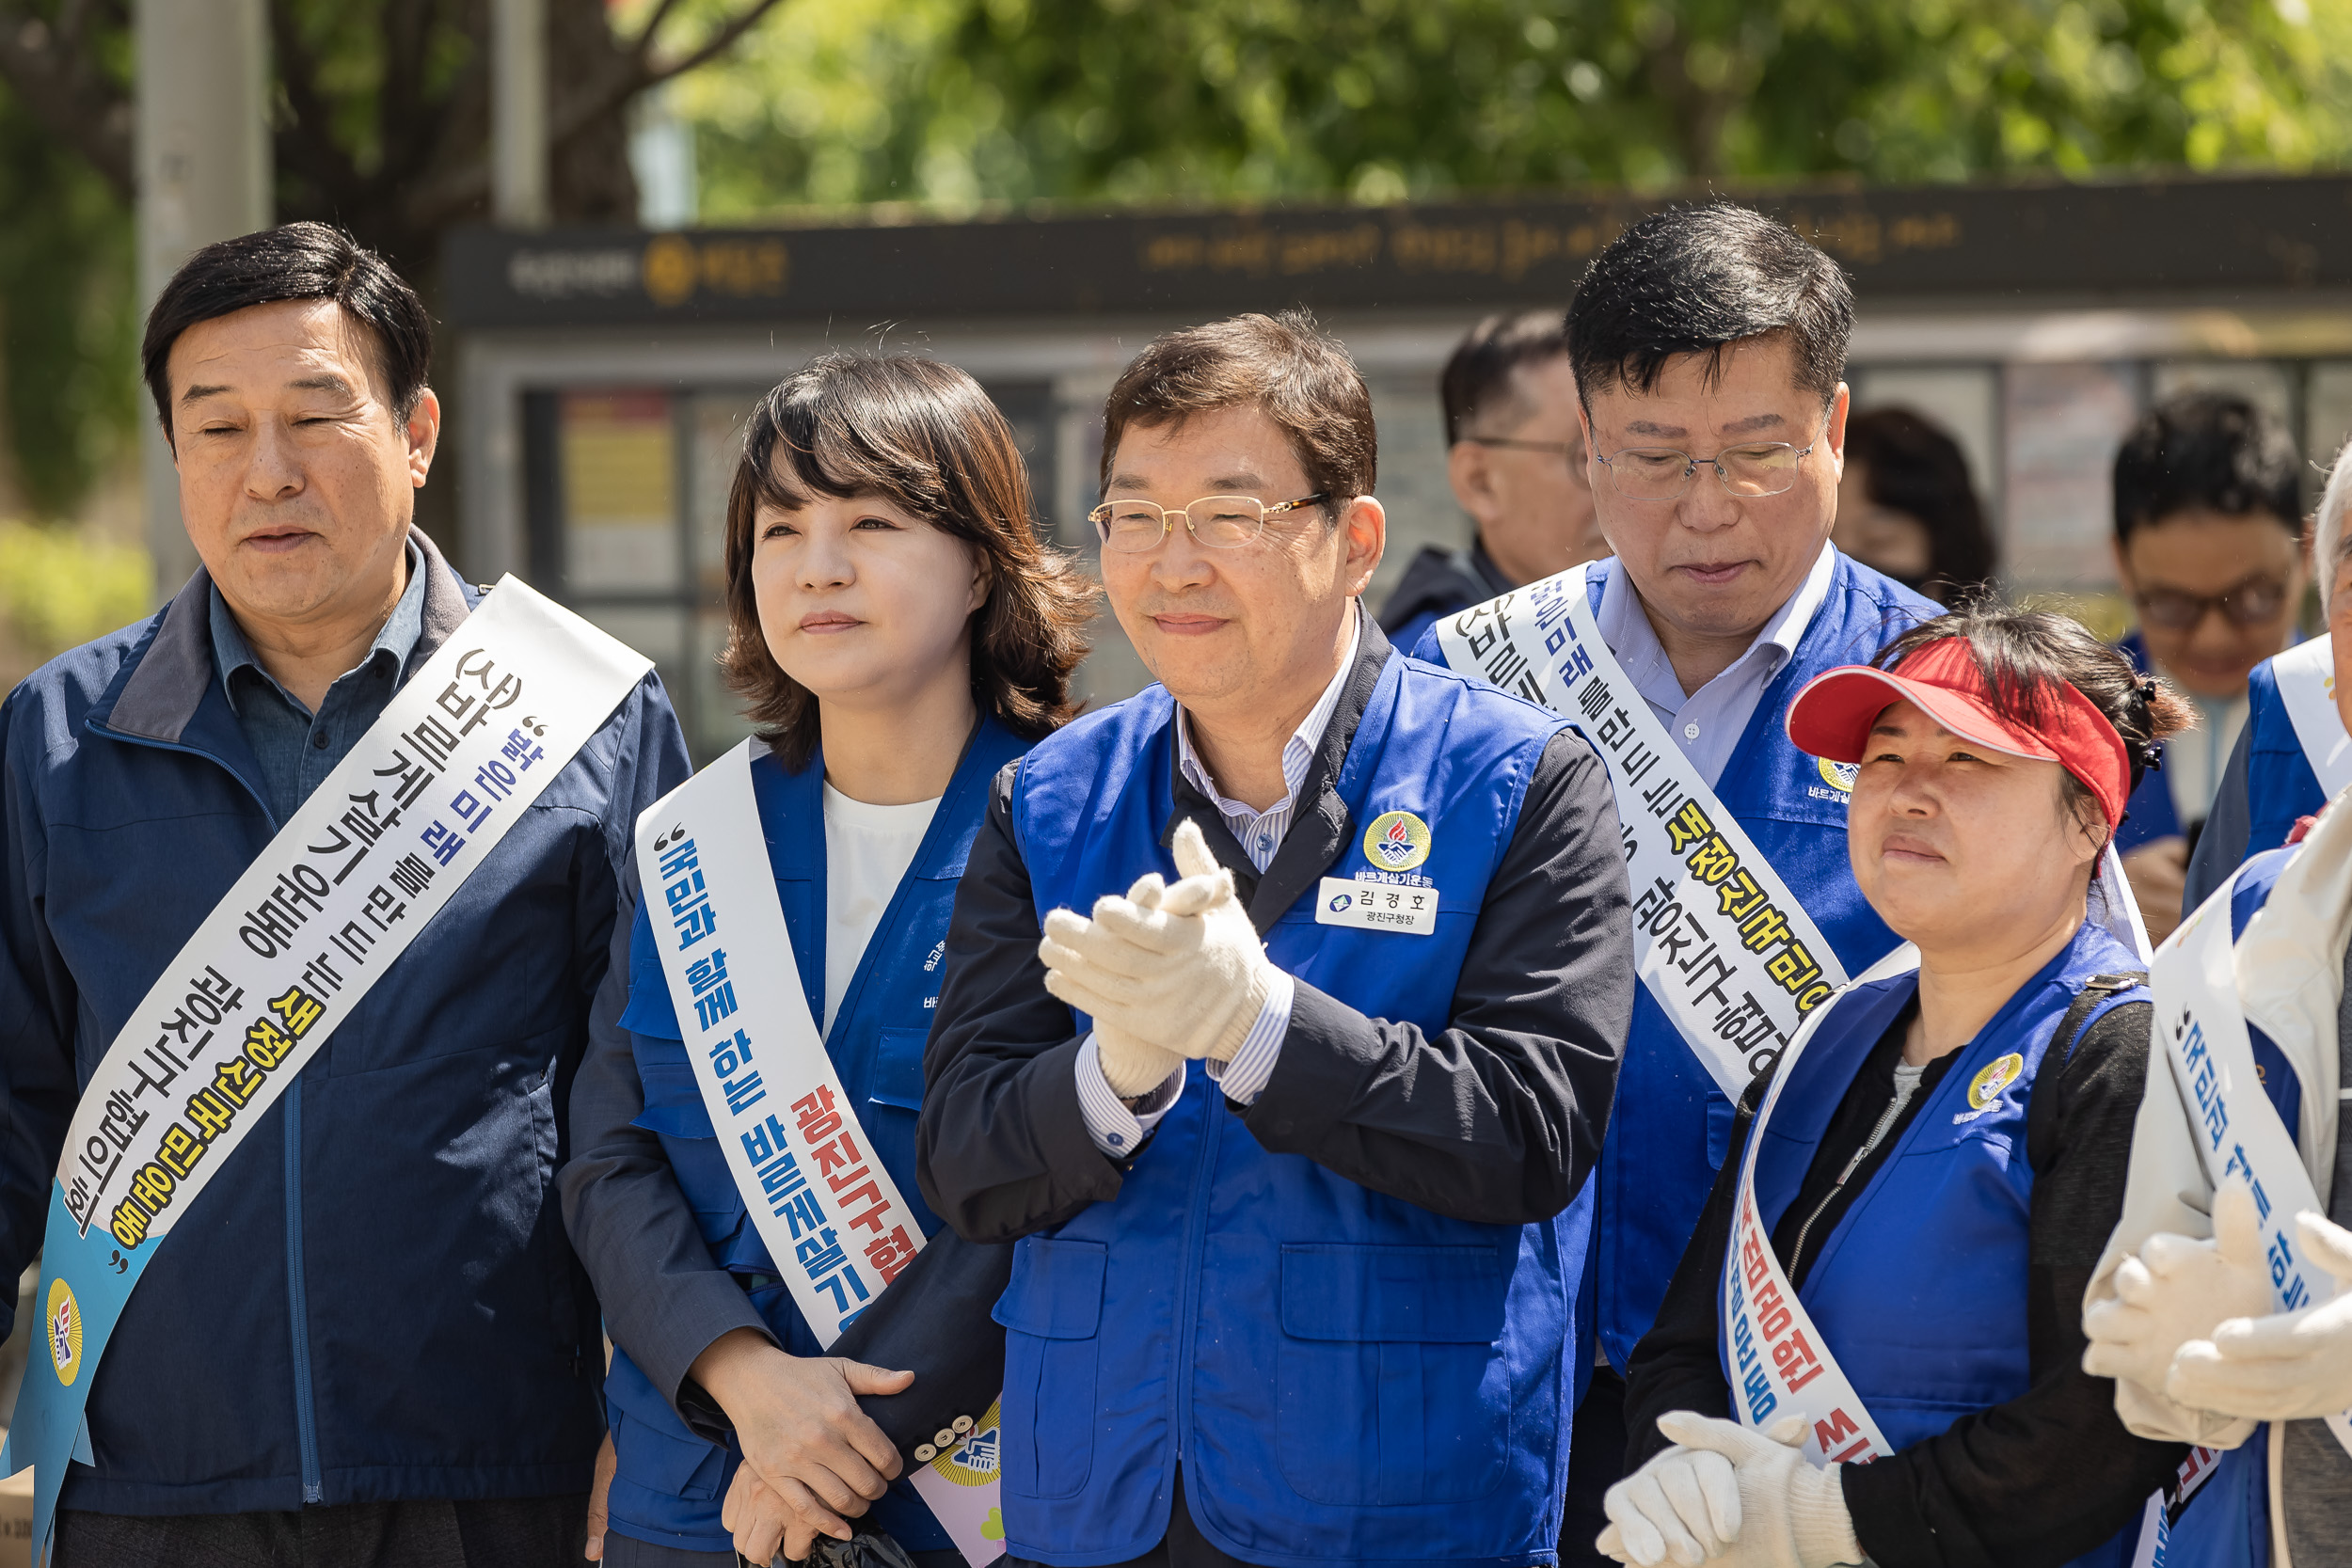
xmin=566 ymin=352 xmax=1093 ymax=1568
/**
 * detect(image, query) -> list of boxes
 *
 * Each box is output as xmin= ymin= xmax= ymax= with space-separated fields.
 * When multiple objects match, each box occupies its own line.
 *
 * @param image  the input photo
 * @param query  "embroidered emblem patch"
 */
xmin=1362 ymin=811 xmax=1432 ymax=873
xmin=1968 ymin=1053 xmax=2027 ymax=1112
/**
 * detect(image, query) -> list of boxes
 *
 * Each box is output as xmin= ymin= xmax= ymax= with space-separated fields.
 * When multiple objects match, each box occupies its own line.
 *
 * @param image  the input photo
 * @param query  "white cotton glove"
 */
xmin=1075 ymin=871 xmax=1186 ymax=1098
xmin=2165 ymin=1209 xmax=2352 ymax=1422
xmin=2084 ymin=1180 xmax=2274 ymax=1394
xmin=1628 ymin=1412 xmax=1863 ymax=1568
xmin=1594 ymin=1425 xmax=1746 ymax=1566
xmin=1037 ymin=819 xmax=1276 ymax=1065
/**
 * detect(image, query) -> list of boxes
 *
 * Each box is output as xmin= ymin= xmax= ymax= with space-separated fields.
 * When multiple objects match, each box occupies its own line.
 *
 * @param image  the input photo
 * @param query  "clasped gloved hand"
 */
xmin=2083 ymin=1180 xmax=2275 ymax=1394
xmin=1599 ymin=1413 xmax=1863 ymax=1568
xmin=2165 ymin=1208 xmax=2352 ymax=1423
xmin=1038 ymin=818 xmax=1276 ymax=1073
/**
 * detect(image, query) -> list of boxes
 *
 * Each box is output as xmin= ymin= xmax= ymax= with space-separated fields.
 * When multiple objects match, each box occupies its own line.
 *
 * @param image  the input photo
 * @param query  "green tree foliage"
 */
xmin=0 ymin=80 xmax=137 ymax=516
xmin=0 ymin=0 xmax=787 ymax=518
xmin=684 ymin=0 xmax=2352 ymax=218
xmin=0 ymin=516 xmax=149 ymax=669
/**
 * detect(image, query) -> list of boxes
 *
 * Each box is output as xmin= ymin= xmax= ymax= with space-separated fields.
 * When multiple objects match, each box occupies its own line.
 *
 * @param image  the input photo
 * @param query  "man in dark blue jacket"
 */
xmin=0 ymin=224 xmax=690 ymax=1566
xmin=917 ymin=310 xmax=1633 ymax=1568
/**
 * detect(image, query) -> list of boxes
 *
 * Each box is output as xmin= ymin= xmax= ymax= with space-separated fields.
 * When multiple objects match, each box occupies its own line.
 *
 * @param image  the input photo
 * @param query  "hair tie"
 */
xmin=2137 ymin=675 xmax=2160 ymax=708
xmin=2139 ymin=739 xmax=2164 ymax=773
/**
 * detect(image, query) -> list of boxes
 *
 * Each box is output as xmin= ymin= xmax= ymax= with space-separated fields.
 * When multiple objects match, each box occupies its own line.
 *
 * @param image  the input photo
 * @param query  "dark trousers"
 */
xmin=56 ymin=1494 xmax=590 ymax=1568
xmin=1557 ymin=1365 xmax=1628 ymax=1568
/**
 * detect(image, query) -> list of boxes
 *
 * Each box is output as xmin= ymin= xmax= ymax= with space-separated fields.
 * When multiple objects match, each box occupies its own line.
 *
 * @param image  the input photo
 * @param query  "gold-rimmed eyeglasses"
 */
xmin=1593 ymin=418 xmax=1828 ymax=501
xmin=1088 ymin=493 xmax=1330 ymax=554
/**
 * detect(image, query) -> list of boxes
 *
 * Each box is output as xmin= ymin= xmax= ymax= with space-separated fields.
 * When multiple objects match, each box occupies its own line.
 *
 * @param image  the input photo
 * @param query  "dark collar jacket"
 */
xmin=0 ymin=528 xmax=691 ymax=1513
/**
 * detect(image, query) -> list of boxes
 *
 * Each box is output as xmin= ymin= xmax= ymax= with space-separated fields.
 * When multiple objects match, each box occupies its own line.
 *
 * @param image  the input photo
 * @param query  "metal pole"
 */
xmin=135 ymin=0 xmax=271 ymax=598
xmin=492 ymin=0 xmax=550 ymax=229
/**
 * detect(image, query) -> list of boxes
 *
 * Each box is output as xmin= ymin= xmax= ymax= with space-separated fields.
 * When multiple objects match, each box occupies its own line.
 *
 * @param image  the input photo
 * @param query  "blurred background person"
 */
xmin=1379 ymin=309 xmax=1609 ymax=650
xmin=2108 ymin=392 xmax=2309 ymax=941
xmin=1834 ymin=406 xmax=1998 ymax=603
xmin=2183 ymin=433 xmax=2352 ymax=911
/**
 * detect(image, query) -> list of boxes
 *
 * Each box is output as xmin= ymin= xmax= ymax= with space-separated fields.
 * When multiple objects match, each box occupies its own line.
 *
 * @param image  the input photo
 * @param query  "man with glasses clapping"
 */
xmin=917 ymin=309 xmax=1635 ymax=1568
xmin=1412 ymin=201 xmax=1942 ymax=1565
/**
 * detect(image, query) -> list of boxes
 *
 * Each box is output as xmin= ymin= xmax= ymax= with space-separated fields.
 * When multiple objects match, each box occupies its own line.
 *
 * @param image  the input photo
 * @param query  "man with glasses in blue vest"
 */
xmin=918 ymin=309 xmax=1634 ymax=1568
xmin=1415 ymin=202 xmax=1941 ymax=1563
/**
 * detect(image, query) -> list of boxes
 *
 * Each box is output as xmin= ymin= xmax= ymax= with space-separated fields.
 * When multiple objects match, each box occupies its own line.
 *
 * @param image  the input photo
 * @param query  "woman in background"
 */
xmin=1836 ymin=406 xmax=1998 ymax=605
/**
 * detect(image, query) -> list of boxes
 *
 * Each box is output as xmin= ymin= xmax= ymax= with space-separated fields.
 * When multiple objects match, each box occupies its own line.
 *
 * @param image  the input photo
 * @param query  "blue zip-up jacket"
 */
xmin=590 ymin=723 xmax=1027 ymax=1557
xmin=0 ymin=531 xmax=691 ymax=1515
xmin=1417 ymin=552 xmax=1938 ymax=1368
xmin=918 ymin=623 xmax=1635 ymax=1568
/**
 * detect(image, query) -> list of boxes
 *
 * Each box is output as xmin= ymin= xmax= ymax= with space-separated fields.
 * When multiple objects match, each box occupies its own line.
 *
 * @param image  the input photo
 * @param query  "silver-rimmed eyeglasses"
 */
xmin=1593 ymin=419 xmax=1828 ymax=501
xmin=1088 ymin=493 xmax=1329 ymax=553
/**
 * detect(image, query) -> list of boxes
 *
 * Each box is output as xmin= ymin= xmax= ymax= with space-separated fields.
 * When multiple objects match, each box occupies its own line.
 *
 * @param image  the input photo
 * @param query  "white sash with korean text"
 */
xmin=2 ymin=577 xmax=650 ymax=1563
xmin=2270 ymin=636 xmax=2352 ymax=798
xmin=1718 ymin=946 xmax=1915 ymax=1467
xmin=1434 ymin=562 xmax=1848 ymax=1097
xmin=2149 ymin=870 xmax=2352 ymax=1461
xmin=637 ymin=740 xmax=1005 ymax=1565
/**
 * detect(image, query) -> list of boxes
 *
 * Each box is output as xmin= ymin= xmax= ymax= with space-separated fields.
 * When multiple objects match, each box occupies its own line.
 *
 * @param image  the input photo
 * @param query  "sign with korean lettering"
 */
xmin=2150 ymin=875 xmax=2352 ymax=1457
xmin=1718 ymin=974 xmax=1903 ymax=1470
xmin=1433 ymin=562 xmax=1848 ymax=1097
xmin=635 ymin=741 xmax=1006 ymax=1564
xmin=2 ymin=578 xmax=651 ymax=1562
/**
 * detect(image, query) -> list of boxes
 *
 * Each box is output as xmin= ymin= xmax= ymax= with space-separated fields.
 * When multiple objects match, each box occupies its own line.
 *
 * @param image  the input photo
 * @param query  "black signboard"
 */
xmin=442 ymin=173 xmax=2352 ymax=330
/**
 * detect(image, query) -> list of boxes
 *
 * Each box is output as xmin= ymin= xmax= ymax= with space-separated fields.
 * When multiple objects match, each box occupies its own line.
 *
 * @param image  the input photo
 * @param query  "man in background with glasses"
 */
xmin=1379 ymin=309 xmax=1609 ymax=652
xmin=918 ymin=309 xmax=1633 ymax=1568
xmin=1413 ymin=202 xmax=1941 ymax=1564
xmin=2104 ymin=392 xmax=2312 ymax=939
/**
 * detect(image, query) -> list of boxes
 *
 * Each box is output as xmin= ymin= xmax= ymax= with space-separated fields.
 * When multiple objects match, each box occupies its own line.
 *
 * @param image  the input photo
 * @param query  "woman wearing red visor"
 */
xmin=1598 ymin=609 xmax=2203 ymax=1568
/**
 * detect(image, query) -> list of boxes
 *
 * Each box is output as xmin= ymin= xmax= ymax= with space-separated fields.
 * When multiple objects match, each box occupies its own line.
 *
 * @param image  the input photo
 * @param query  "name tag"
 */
xmin=1315 ymin=877 xmax=1437 ymax=935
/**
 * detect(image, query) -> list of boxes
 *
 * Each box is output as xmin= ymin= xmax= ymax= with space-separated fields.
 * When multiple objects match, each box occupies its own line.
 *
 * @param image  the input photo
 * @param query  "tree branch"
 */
xmin=626 ymin=0 xmax=688 ymax=63
xmin=640 ymin=0 xmax=786 ymax=89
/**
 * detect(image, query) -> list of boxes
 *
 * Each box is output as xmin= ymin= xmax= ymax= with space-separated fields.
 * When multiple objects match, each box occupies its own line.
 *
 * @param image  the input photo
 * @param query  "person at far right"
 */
xmin=1603 ymin=606 xmax=2199 ymax=1568
xmin=2107 ymin=394 xmax=2312 ymax=940
xmin=2080 ymin=506 xmax=2352 ymax=1567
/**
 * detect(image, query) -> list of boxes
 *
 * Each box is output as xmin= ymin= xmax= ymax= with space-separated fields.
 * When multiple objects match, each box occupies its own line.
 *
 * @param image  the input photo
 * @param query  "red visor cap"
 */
xmin=1785 ymin=636 xmax=2132 ymax=828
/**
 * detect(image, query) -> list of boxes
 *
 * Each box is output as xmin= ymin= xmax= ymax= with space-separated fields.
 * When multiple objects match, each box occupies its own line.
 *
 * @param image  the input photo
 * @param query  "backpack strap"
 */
xmin=2026 ymin=972 xmax=2149 ymax=1174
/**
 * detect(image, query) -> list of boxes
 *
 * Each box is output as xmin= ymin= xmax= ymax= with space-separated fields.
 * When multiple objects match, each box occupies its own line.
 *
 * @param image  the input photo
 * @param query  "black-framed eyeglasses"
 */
xmin=2134 ymin=574 xmax=2293 ymax=631
xmin=1594 ymin=417 xmax=1828 ymax=501
xmin=1088 ymin=493 xmax=1330 ymax=554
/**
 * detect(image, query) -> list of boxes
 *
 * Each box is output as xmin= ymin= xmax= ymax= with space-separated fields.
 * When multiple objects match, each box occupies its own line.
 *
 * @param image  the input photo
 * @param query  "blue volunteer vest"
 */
xmin=1000 ymin=650 xmax=1586 ymax=1567
xmin=1594 ymin=553 xmax=1940 ymax=1366
xmin=1736 ymin=919 xmax=2151 ymax=1568
xmin=601 ymin=719 xmax=1029 ymax=1557
xmin=2239 ymin=646 xmax=2330 ymax=868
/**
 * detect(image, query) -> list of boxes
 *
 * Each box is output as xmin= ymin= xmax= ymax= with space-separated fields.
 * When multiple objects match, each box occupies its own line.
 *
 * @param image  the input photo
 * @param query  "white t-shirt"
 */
xmin=820 ymin=783 xmax=941 ymax=1034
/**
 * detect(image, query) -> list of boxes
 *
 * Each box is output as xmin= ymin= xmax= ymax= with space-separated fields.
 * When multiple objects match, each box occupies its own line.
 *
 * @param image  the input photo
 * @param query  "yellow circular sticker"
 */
xmin=1363 ymin=811 xmax=1433 ymax=873
xmin=1968 ymin=1053 xmax=2027 ymax=1112
xmin=928 ymin=1399 xmax=1002 ymax=1487
xmin=47 ymin=1276 xmax=81 ymax=1386
xmin=1818 ymin=757 xmax=1859 ymax=795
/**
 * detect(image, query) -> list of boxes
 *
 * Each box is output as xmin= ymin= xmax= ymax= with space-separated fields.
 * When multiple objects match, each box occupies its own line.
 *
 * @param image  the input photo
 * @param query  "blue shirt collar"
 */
xmin=209 ymin=538 xmax=430 ymax=716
